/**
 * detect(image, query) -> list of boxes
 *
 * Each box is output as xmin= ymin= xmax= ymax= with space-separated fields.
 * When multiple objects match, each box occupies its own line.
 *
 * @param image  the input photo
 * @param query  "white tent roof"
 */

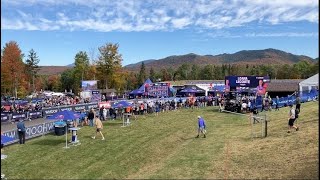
xmin=299 ymin=74 xmax=319 ymax=86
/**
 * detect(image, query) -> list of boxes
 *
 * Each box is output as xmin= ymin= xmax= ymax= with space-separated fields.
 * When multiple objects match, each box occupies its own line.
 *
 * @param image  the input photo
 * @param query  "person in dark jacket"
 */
xmin=275 ymin=96 xmax=280 ymax=111
xmin=87 ymin=108 xmax=95 ymax=127
xmin=17 ymin=119 xmax=26 ymax=144
xmin=196 ymin=116 xmax=206 ymax=138
xmin=296 ymin=94 xmax=301 ymax=113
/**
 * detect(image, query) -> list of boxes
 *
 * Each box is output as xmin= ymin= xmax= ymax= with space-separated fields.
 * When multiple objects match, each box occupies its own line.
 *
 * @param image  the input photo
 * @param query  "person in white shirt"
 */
xmin=287 ymin=104 xmax=299 ymax=133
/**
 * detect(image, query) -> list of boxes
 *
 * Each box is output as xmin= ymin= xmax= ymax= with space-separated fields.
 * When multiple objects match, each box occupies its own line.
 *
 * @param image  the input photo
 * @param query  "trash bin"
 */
xmin=54 ymin=121 xmax=66 ymax=136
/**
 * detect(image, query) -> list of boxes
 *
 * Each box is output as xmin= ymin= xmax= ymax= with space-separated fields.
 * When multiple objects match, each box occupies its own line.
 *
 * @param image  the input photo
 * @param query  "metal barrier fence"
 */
xmin=2 ymin=121 xmax=57 ymax=145
xmin=1 ymin=102 xmax=99 ymax=123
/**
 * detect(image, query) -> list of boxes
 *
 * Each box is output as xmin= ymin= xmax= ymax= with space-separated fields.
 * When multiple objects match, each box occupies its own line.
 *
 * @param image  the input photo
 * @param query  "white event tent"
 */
xmin=299 ymin=73 xmax=319 ymax=93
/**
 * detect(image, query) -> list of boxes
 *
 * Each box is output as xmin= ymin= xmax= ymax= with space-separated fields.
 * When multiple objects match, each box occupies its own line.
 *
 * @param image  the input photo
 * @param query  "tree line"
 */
xmin=1 ymin=41 xmax=318 ymax=98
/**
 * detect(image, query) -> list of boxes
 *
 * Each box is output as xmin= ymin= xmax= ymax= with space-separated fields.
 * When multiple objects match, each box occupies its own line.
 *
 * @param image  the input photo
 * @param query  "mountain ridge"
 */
xmin=123 ymin=48 xmax=317 ymax=72
xmin=38 ymin=48 xmax=318 ymax=75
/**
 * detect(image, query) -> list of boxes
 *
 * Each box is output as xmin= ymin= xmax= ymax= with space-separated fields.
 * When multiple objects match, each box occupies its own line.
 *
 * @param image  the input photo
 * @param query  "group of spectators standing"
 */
xmin=1 ymin=95 xmax=91 ymax=113
xmin=217 ymin=92 xmax=282 ymax=113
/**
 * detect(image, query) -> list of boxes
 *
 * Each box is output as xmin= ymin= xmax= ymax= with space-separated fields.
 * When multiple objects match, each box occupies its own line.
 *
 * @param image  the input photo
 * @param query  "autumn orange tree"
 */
xmin=1 ymin=41 xmax=27 ymax=98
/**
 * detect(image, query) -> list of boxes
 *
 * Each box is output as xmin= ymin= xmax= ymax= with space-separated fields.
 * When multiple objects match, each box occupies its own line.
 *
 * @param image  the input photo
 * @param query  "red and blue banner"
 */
xmin=145 ymin=83 xmax=170 ymax=97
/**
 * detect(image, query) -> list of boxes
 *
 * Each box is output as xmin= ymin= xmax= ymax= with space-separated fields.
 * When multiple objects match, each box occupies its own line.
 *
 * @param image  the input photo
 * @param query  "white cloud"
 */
xmin=171 ymin=18 xmax=192 ymax=29
xmin=245 ymin=32 xmax=319 ymax=37
xmin=1 ymin=0 xmax=318 ymax=32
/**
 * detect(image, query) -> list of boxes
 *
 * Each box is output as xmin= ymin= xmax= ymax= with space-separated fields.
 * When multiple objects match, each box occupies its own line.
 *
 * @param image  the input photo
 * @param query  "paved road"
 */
xmin=1 ymin=118 xmax=47 ymax=132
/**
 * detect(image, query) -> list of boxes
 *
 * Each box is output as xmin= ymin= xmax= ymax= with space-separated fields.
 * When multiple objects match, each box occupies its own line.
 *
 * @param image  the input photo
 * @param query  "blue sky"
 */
xmin=1 ymin=0 xmax=319 ymax=66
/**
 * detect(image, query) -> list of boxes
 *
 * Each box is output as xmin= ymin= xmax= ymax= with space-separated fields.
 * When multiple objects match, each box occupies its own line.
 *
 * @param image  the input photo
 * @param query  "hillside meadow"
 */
xmin=1 ymin=101 xmax=318 ymax=179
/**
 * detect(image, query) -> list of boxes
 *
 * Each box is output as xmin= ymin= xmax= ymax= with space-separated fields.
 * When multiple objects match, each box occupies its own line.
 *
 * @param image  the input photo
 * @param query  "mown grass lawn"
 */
xmin=1 ymin=101 xmax=319 ymax=179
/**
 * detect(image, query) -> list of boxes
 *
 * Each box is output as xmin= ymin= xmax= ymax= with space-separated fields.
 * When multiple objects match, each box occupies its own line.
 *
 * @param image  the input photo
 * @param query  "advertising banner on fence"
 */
xmin=60 ymin=106 xmax=73 ymax=111
xmin=72 ymin=104 xmax=87 ymax=112
xmin=2 ymin=121 xmax=56 ymax=145
xmin=1 ymin=114 xmax=9 ymax=122
xmin=11 ymin=113 xmax=26 ymax=121
xmin=43 ymin=107 xmax=60 ymax=117
xmin=28 ymin=111 xmax=42 ymax=119
xmin=98 ymin=101 xmax=111 ymax=108
xmin=86 ymin=103 xmax=98 ymax=110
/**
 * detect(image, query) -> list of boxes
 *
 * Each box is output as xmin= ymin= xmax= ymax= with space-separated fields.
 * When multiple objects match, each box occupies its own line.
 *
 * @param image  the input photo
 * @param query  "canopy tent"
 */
xmin=47 ymin=110 xmax=81 ymax=149
xmin=178 ymin=85 xmax=205 ymax=96
xmin=129 ymin=78 xmax=153 ymax=96
xmin=129 ymin=89 xmax=144 ymax=95
xmin=299 ymin=73 xmax=319 ymax=93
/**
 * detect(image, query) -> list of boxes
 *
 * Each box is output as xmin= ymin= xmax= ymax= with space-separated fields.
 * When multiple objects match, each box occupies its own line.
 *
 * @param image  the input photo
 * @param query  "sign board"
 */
xmin=145 ymin=83 xmax=170 ymax=97
xmin=81 ymin=80 xmax=98 ymax=91
xmin=98 ymin=101 xmax=111 ymax=109
xmin=91 ymin=90 xmax=101 ymax=102
xmin=225 ymin=76 xmax=270 ymax=95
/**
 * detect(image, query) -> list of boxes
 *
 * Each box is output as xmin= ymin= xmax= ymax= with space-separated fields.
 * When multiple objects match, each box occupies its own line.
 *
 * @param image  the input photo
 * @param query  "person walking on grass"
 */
xmin=196 ymin=116 xmax=206 ymax=138
xmin=92 ymin=116 xmax=105 ymax=140
xmin=17 ymin=119 xmax=26 ymax=144
xmin=287 ymin=104 xmax=299 ymax=133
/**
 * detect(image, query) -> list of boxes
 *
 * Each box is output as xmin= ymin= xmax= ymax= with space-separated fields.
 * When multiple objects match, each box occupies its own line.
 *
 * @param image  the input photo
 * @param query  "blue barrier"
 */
xmin=251 ymin=90 xmax=318 ymax=109
xmin=2 ymin=121 xmax=57 ymax=145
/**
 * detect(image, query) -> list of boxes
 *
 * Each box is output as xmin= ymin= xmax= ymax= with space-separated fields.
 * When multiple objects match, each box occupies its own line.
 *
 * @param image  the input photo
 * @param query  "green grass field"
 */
xmin=1 ymin=101 xmax=319 ymax=179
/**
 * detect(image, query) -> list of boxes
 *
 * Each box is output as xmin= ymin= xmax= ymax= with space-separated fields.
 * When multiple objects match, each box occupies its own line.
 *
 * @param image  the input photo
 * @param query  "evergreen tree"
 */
xmin=25 ymin=49 xmax=40 ymax=93
xmin=149 ymin=67 xmax=156 ymax=82
xmin=137 ymin=62 xmax=147 ymax=85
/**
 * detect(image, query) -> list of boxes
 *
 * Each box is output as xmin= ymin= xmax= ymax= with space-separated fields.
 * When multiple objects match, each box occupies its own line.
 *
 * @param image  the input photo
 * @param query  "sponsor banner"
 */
xmin=91 ymin=90 xmax=101 ymax=102
xmin=28 ymin=111 xmax=42 ymax=119
xmin=43 ymin=107 xmax=60 ymax=116
xmin=60 ymin=106 xmax=73 ymax=111
xmin=1 ymin=112 xmax=11 ymax=116
xmin=98 ymin=101 xmax=111 ymax=109
xmin=72 ymin=104 xmax=87 ymax=112
xmin=2 ymin=121 xmax=56 ymax=145
xmin=1 ymin=114 xmax=10 ymax=122
xmin=86 ymin=103 xmax=98 ymax=110
xmin=146 ymin=83 xmax=169 ymax=97
xmin=11 ymin=112 xmax=26 ymax=121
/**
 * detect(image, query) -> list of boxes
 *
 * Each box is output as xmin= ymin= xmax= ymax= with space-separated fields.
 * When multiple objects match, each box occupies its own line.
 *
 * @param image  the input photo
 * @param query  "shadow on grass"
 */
xmin=83 ymin=135 xmax=94 ymax=139
xmin=104 ymin=122 xmax=124 ymax=126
